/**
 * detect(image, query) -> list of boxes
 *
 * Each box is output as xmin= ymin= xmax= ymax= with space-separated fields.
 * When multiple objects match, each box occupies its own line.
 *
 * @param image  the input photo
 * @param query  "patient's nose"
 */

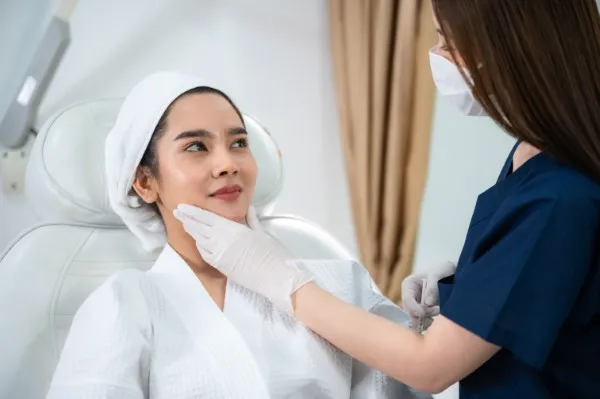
xmin=211 ymin=149 xmax=239 ymax=177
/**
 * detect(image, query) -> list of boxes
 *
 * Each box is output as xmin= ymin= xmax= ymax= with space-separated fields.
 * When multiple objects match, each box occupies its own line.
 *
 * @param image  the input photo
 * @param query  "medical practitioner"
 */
xmin=173 ymin=1 xmax=600 ymax=398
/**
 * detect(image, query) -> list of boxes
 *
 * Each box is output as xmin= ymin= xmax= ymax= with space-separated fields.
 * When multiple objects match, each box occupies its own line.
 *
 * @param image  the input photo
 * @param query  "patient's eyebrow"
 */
xmin=174 ymin=129 xmax=213 ymax=140
xmin=228 ymin=127 xmax=247 ymax=136
xmin=174 ymin=127 xmax=246 ymax=141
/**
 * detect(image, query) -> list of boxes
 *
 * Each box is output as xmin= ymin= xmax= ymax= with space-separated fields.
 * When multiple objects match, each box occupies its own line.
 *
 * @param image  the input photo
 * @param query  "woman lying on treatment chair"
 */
xmin=46 ymin=72 xmax=428 ymax=399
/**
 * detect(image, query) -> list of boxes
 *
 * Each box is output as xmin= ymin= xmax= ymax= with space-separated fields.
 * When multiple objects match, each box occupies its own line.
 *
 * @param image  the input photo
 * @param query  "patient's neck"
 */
xmin=172 ymin=238 xmax=225 ymax=279
xmin=164 ymin=220 xmax=225 ymax=280
xmin=162 ymin=214 xmax=228 ymax=310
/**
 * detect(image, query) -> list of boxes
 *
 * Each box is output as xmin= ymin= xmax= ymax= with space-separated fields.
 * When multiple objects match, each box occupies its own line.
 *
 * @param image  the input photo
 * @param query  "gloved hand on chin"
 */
xmin=401 ymin=261 xmax=456 ymax=332
xmin=173 ymin=204 xmax=314 ymax=314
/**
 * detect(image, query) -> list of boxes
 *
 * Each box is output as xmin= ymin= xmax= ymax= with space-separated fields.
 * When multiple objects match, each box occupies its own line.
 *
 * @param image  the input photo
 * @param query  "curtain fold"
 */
xmin=328 ymin=0 xmax=437 ymax=303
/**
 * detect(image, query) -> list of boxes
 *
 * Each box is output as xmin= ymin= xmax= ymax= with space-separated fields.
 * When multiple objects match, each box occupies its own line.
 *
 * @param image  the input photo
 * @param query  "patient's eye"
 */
xmin=231 ymin=138 xmax=248 ymax=149
xmin=185 ymin=141 xmax=207 ymax=152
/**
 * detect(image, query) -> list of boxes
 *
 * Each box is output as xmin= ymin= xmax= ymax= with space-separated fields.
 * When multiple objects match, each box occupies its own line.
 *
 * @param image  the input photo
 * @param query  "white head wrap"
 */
xmin=105 ymin=71 xmax=208 ymax=252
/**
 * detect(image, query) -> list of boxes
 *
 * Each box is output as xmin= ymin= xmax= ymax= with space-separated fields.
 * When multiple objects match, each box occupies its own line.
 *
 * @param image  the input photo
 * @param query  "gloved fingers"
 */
xmin=176 ymin=204 xmax=221 ymax=227
xmin=245 ymin=206 xmax=264 ymax=232
xmin=401 ymin=280 xmax=425 ymax=316
xmin=423 ymin=305 xmax=440 ymax=318
xmin=408 ymin=316 xmax=420 ymax=331
xmin=402 ymin=296 xmax=427 ymax=319
xmin=175 ymin=212 xmax=212 ymax=239
xmin=401 ymin=282 xmax=421 ymax=302
xmin=402 ymin=273 xmax=427 ymax=285
xmin=407 ymin=315 xmax=434 ymax=333
xmin=179 ymin=220 xmax=214 ymax=254
xmin=401 ymin=274 xmax=424 ymax=297
xmin=194 ymin=240 xmax=215 ymax=256
xmin=423 ymin=261 xmax=455 ymax=306
xmin=423 ymin=273 xmax=441 ymax=307
xmin=173 ymin=208 xmax=208 ymax=227
xmin=435 ymin=260 xmax=457 ymax=279
xmin=197 ymin=246 xmax=215 ymax=257
xmin=421 ymin=317 xmax=434 ymax=331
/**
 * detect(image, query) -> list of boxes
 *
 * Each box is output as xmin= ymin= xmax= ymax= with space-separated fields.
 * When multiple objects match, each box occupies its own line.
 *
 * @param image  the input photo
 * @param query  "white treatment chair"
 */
xmin=0 ymin=99 xmax=355 ymax=399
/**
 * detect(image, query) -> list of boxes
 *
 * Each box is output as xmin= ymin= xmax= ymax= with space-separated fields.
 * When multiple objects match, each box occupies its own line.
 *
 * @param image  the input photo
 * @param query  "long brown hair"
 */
xmin=432 ymin=0 xmax=600 ymax=180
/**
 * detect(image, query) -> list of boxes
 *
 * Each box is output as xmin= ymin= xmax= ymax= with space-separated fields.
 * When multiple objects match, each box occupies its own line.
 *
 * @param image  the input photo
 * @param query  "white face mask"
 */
xmin=429 ymin=50 xmax=488 ymax=117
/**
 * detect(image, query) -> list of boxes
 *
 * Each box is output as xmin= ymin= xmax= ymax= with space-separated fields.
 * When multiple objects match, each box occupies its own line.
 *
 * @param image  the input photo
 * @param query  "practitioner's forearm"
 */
xmin=292 ymin=283 xmax=433 ymax=391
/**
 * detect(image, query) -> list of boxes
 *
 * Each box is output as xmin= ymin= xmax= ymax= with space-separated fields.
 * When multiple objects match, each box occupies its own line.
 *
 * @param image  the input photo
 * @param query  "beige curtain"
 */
xmin=328 ymin=0 xmax=437 ymax=303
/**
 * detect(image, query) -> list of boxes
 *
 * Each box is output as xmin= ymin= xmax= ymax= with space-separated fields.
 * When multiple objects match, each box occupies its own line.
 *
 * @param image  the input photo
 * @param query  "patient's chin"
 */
xmin=209 ymin=207 xmax=246 ymax=224
xmin=230 ymin=215 xmax=246 ymax=223
xmin=223 ymin=212 xmax=246 ymax=223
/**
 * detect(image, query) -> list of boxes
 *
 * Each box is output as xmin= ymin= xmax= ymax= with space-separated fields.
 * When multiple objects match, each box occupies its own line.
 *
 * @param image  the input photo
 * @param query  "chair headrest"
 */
xmin=25 ymin=99 xmax=283 ymax=225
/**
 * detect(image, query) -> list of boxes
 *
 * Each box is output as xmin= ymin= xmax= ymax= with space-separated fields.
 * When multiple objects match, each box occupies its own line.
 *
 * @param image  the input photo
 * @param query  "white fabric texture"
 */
xmin=104 ymin=71 xmax=208 ymax=252
xmin=47 ymin=245 xmax=431 ymax=399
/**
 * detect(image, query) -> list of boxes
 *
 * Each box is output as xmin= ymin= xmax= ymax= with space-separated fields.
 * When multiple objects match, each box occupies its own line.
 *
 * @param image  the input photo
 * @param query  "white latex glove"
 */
xmin=244 ymin=206 xmax=264 ymax=232
xmin=173 ymin=204 xmax=314 ymax=314
xmin=401 ymin=261 xmax=456 ymax=331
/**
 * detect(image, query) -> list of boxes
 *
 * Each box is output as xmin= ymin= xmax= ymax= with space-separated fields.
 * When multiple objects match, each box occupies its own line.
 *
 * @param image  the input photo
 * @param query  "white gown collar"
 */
xmin=150 ymin=243 xmax=203 ymax=282
xmin=147 ymin=244 xmax=270 ymax=396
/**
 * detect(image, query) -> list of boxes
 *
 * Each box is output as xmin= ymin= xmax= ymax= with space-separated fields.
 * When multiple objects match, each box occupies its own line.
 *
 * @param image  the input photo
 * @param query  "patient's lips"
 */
xmin=210 ymin=184 xmax=242 ymax=201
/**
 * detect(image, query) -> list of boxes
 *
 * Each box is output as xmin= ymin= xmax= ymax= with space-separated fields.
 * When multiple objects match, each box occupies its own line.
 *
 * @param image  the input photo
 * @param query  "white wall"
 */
xmin=0 ymin=0 xmax=356 ymax=255
xmin=413 ymin=97 xmax=515 ymax=274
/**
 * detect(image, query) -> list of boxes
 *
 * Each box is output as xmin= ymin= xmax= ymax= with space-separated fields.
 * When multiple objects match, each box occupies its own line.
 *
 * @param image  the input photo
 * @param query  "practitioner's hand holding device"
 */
xmin=401 ymin=261 xmax=456 ymax=332
xmin=174 ymin=204 xmax=314 ymax=314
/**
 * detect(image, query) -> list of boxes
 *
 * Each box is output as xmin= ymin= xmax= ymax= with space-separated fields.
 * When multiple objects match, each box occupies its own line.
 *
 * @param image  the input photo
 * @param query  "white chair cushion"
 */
xmin=261 ymin=215 xmax=355 ymax=260
xmin=0 ymin=224 xmax=154 ymax=399
xmin=25 ymin=99 xmax=284 ymax=225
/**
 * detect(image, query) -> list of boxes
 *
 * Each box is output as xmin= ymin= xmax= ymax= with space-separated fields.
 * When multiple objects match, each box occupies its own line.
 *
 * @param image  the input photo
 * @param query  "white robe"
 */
xmin=46 ymin=245 xmax=431 ymax=399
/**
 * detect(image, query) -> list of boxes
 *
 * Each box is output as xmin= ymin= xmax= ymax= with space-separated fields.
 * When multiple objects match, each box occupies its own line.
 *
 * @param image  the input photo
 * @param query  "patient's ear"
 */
xmin=131 ymin=166 xmax=158 ymax=204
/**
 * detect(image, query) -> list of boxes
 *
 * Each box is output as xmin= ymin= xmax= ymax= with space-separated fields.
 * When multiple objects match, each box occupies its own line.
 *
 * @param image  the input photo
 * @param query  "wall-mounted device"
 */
xmin=0 ymin=0 xmax=77 ymax=194
xmin=0 ymin=0 xmax=77 ymax=149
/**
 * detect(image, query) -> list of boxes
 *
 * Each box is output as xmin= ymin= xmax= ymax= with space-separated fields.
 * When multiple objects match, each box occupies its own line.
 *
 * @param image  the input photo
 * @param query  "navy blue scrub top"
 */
xmin=438 ymin=142 xmax=600 ymax=398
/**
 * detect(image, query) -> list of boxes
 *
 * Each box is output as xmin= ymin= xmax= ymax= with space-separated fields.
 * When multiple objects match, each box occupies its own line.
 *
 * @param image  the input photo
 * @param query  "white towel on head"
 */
xmin=105 ymin=71 xmax=208 ymax=252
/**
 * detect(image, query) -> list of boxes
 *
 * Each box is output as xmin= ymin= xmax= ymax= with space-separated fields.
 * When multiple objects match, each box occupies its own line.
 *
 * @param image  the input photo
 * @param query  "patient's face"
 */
xmin=150 ymin=92 xmax=257 ymax=223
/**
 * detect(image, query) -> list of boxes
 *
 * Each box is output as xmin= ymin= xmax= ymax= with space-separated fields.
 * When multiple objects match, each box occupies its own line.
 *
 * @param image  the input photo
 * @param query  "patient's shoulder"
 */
xmin=75 ymin=269 xmax=151 ymax=325
xmin=88 ymin=269 xmax=148 ymax=300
